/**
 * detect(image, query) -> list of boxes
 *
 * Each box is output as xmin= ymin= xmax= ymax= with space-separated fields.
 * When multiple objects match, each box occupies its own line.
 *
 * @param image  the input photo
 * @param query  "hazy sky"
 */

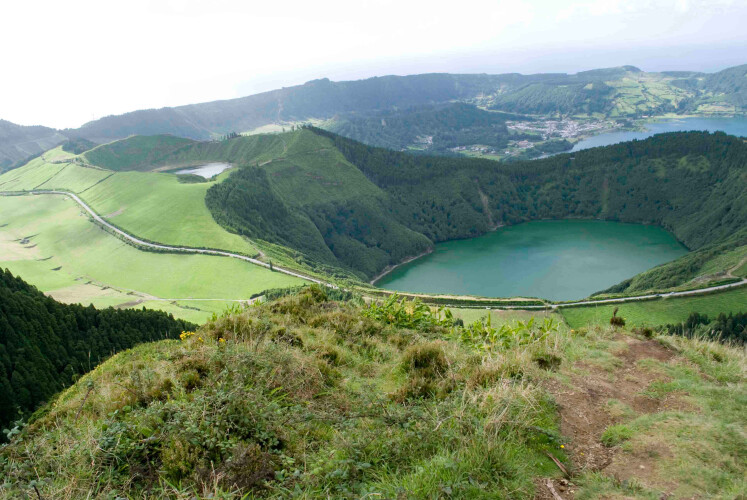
xmin=2 ymin=0 xmax=745 ymax=129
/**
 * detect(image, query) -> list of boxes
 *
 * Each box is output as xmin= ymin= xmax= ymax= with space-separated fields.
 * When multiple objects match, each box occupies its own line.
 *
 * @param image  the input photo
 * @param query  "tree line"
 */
xmin=0 ymin=268 xmax=195 ymax=435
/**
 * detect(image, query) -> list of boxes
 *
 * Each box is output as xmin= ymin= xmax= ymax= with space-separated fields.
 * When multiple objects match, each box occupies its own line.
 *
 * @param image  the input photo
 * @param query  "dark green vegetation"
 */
xmin=312 ymin=128 xmax=747 ymax=289
xmin=1 ymin=287 xmax=744 ymax=498
xmin=671 ymin=63 xmax=747 ymax=111
xmin=488 ymin=79 xmax=617 ymax=115
xmin=0 ymin=268 xmax=195 ymax=435
xmin=81 ymin=128 xmax=747 ymax=293
xmin=664 ymin=311 xmax=746 ymax=344
xmin=60 ymin=137 xmax=96 ymax=155
xmin=0 ymin=287 xmax=563 ymax=498
xmin=326 ymin=102 xmax=533 ymax=153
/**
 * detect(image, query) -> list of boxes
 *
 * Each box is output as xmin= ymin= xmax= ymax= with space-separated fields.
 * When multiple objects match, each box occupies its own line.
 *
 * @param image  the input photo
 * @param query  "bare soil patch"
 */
xmin=536 ymin=334 xmax=693 ymax=499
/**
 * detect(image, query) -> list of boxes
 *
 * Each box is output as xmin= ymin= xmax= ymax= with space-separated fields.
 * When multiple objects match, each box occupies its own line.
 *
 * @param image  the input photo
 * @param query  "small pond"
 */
xmin=175 ymin=163 xmax=232 ymax=179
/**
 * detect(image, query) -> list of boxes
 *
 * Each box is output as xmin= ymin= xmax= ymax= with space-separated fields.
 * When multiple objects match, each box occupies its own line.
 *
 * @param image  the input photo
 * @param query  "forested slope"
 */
xmin=326 ymin=102 xmax=530 ymax=152
xmin=78 ymin=128 xmax=747 ymax=291
xmin=0 ymin=268 xmax=194 ymax=433
xmin=209 ymin=129 xmax=747 ymax=288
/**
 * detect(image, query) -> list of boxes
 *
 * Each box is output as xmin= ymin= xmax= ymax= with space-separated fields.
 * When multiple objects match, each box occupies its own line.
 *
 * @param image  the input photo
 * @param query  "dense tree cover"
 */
xmin=111 ymin=127 xmax=744 ymax=288
xmin=305 ymin=128 xmax=746 ymax=281
xmin=206 ymin=164 xmax=432 ymax=279
xmin=664 ymin=311 xmax=746 ymax=344
xmin=0 ymin=268 xmax=195 ymax=434
xmin=60 ymin=137 xmax=96 ymax=154
xmin=488 ymin=81 xmax=615 ymax=115
xmin=326 ymin=103 xmax=531 ymax=152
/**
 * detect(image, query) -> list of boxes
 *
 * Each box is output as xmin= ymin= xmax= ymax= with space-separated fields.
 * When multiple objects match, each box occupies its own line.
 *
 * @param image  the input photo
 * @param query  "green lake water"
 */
xmin=376 ymin=220 xmax=688 ymax=301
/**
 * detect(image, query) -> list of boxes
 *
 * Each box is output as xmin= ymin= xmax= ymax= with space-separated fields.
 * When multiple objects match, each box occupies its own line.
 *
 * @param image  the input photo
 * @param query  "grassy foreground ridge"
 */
xmin=1 ymin=286 xmax=744 ymax=498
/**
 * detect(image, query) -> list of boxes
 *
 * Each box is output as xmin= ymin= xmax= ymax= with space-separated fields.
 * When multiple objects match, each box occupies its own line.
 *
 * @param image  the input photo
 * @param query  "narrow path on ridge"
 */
xmin=1 ymin=190 xmax=745 ymax=308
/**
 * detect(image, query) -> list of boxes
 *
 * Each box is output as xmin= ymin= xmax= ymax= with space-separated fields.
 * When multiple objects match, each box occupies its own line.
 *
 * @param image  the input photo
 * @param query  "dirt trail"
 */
xmin=537 ymin=335 xmax=689 ymax=499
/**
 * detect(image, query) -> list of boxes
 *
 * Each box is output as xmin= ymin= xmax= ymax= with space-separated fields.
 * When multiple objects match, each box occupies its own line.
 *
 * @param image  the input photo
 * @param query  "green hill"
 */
xmin=0 ymin=194 xmax=306 ymax=324
xmin=3 ymin=129 xmax=745 ymax=296
xmin=190 ymin=129 xmax=746 ymax=289
xmin=49 ymin=128 xmax=747 ymax=291
xmin=0 ymin=268 xmax=194 ymax=434
xmin=65 ymin=65 xmax=747 ymax=143
xmin=82 ymin=134 xmax=196 ymax=171
xmin=0 ymin=119 xmax=67 ymax=171
xmin=0 ymin=149 xmax=260 ymax=256
xmin=3 ymin=65 xmax=745 ymax=172
xmin=1 ymin=287 xmax=744 ymax=498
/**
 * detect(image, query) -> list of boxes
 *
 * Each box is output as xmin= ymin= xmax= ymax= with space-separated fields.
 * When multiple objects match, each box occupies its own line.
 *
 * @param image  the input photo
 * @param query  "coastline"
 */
xmin=369 ymin=248 xmax=434 ymax=286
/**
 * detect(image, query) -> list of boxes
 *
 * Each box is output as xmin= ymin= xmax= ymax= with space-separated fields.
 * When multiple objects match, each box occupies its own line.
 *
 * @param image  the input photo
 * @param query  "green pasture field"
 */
xmin=450 ymin=307 xmax=559 ymax=326
xmin=0 ymin=155 xmax=259 ymax=256
xmin=0 ymin=158 xmax=67 ymax=191
xmin=560 ymin=286 xmax=747 ymax=329
xmin=0 ymin=195 xmax=305 ymax=322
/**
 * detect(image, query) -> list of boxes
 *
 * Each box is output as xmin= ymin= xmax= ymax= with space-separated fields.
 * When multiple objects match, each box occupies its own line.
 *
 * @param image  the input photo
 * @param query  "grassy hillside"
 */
xmin=66 ymin=128 xmax=747 ymax=293
xmin=0 ymin=268 xmax=194 ymax=434
xmin=82 ymin=134 xmax=196 ymax=171
xmin=561 ymin=286 xmax=747 ymax=329
xmin=0 ymin=195 xmax=305 ymax=323
xmin=0 ymin=153 xmax=260 ymax=256
xmin=1 ymin=288 xmax=744 ymax=498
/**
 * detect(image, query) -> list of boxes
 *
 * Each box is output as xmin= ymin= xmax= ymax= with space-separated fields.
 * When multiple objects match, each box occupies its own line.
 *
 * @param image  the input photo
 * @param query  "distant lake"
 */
xmin=175 ymin=163 xmax=232 ymax=178
xmin=376 ymin=220 xmax=688 ymax=301
xmin=572 ymin=116 xmax=747 ymax=152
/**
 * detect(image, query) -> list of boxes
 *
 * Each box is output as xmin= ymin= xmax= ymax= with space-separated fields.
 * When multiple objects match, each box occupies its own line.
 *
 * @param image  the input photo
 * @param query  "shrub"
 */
xmin=460 ymin=316 xmax=558 ymax=352
xmin=401 ymin=342 xmax=449 ymax=379
xmin=363 ymin=293 xmax=453 ymax=331
xmin=610 ymin=307 xmax=626 ymax=327
xmin=533 ymin=353 xmax=562 ymax=371
xmin=632 ymin=326 xmax=654 ymax=338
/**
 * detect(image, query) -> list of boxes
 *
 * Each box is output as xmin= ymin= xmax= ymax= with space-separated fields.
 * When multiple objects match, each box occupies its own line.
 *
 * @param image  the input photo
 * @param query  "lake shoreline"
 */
xmin=374 ymin=219 xmax=689 ymax=301
xmin=370 ymin=248 xmax=434 ymax=286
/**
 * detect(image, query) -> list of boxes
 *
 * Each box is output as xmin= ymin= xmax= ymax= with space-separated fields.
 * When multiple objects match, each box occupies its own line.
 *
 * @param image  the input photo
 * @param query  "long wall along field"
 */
xmin=0 ymin=147 xmax=307 ymax=323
